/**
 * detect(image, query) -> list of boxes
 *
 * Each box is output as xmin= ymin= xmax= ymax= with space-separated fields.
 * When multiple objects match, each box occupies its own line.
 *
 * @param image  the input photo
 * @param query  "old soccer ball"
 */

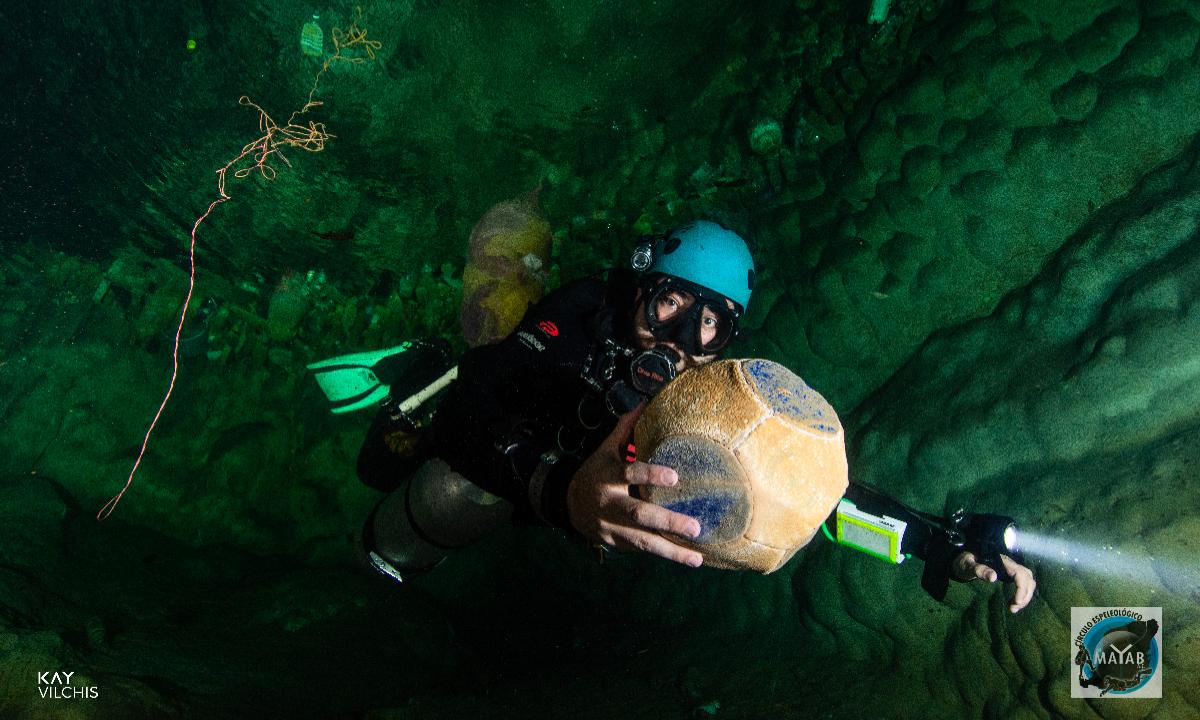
xmin=635 ymin=359 xmax=848 ymax=573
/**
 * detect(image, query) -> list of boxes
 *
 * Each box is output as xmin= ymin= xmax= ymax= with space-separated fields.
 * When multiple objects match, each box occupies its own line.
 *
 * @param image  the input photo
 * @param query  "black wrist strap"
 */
xmin=920 ymin=537 xmax=960 ymax=601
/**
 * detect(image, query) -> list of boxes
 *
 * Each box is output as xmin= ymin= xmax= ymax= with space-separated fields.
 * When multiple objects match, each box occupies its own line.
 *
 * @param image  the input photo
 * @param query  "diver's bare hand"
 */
xmin=953 ymin=551 xmax=1036 ymax=613
xmin=566 ymin=404 xmax=704 ymax=567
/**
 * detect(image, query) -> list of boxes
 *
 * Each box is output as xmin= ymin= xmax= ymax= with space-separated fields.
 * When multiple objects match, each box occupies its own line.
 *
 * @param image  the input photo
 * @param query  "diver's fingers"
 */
xmin=975 ymin=562 xmax=999 ymax=583
xmin=953 ymin=551 xmax=1000 ymax=582
xmin=951 ymin=551 xmax=994 ymax=582
xmin=609 ymin=526 xmax=704 ymax=568
xmin=615 ymin=495 xmax=701 ymax=539
xmin=952 ymin=552 xmax=1036 ymax=612
xmin=624 ymin=460 xmax=679 ymax=488
xmin=1002 ymin=554 xmax=1037 ymax=613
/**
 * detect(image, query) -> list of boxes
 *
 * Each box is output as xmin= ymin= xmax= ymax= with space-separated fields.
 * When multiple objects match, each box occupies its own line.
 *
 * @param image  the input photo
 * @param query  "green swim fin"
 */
xmin=308 ymin=338 xmax=453 ymax=414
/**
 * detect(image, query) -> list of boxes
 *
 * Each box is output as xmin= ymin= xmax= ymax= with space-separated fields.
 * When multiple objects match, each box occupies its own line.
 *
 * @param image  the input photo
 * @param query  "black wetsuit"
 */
xmin=357 ymin=270 xmax=640 ymax=529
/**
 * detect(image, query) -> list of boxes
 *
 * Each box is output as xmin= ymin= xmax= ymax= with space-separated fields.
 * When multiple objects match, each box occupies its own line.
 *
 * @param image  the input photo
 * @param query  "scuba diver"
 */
xmin=316 ymin=220 xmax=1036 ymax=612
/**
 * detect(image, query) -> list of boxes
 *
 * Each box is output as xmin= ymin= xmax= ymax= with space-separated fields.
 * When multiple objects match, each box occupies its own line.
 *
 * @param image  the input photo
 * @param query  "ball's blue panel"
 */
xmin=663 ymin=493 xmax=739 ymax=542
xmin=743 ymin=359 xmax=839 ymax=434
xmin=647 ymin=435 xmax=749 ymax=544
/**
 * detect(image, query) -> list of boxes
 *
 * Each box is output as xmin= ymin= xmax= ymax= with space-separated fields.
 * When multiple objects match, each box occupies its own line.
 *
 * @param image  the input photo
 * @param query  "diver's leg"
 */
xmin=363 ymin=458 xmax=512 ymax=583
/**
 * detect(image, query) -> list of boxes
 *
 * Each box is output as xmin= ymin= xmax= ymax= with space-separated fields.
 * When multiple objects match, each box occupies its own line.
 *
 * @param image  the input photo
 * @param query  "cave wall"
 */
xmin=797 ymin=139 xmax=1200 ymax=719
xmin=770 ymin=2 xmax=1200 ymax=718
xmin=744 ymin=0 xmax=1200 ymax=411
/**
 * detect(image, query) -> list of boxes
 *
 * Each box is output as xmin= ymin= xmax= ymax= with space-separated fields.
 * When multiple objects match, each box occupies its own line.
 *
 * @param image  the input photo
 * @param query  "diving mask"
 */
xmin=642 ymin=277 xmax=740 ymax=356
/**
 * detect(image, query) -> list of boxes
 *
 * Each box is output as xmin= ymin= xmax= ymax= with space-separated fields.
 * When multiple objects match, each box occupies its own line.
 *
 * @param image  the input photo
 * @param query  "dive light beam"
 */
xmin=1015 ymin=529 xmax=1196 ymax=594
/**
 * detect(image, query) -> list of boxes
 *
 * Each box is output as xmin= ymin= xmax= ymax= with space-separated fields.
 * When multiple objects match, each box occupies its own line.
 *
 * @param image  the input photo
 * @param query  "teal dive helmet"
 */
xmin=633 ymin=220 xmax=755 ymax=312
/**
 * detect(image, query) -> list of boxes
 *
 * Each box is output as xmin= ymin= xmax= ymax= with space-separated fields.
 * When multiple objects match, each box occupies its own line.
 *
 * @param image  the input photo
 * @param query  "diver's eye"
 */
xmin=655 ymin=291 xmax=692 ymax=322
xmin=655 ymin=297 xmax=677 ymax=316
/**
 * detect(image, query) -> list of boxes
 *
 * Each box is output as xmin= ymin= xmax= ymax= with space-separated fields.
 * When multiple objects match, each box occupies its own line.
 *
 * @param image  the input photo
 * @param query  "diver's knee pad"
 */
xmin=363 ymin=458 xmax=512 ymax=582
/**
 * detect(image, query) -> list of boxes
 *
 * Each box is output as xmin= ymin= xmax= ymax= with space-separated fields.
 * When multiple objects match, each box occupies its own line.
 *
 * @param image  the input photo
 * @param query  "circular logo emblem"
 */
xmin=1075 ymin=614 xmax=1160 ymax=696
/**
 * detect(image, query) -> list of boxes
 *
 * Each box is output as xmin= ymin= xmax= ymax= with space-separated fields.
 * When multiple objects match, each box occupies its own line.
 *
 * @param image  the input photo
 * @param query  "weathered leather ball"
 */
xmin=635 ymin=359 xmax=848 ymax=573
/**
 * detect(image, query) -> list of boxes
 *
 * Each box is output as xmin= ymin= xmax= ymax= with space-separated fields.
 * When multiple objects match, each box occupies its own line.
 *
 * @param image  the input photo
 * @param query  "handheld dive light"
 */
xmin=829 ymin=483 xmax=1020 ymax=599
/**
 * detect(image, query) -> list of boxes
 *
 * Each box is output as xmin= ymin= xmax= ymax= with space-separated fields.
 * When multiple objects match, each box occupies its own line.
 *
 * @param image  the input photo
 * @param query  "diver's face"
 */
xmin=633 ymin=285 xmax=732 ymax=371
